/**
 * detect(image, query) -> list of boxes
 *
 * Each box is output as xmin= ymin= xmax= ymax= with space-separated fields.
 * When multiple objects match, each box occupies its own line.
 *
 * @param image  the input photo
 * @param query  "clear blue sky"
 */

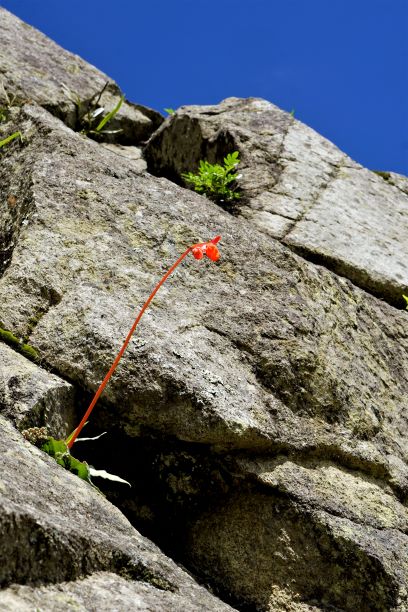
xmin=2 ymin=0 xmax=407 ymax=174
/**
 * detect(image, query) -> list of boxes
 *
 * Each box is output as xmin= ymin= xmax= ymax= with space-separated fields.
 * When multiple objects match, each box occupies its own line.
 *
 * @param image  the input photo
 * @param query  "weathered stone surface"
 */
xmin=1 ymin=12 xmax=408 ymax=611
xmin=0 ymin=102 xmax=407 ymax=609
xmin=186 ymin=486 xmax=408 ymax=611
xmin=0 ymin=416 xmax=233 ymax=610
xmin=0 ymin=343 xmax=75 ymax=434
xmin=145 ymin=98 xmax=408 ymax=305
xmin=0 ymin=7 xmax=163 ymax=143
xmin=186 ymin=456 xmax=408 ymax=610
xmin=374 ymin=170 xmax=408 ymax=196
xmin=101 ymin=143 xmax=147 ymax=172
xmin=0 ymin=572 xmax=233 ymax=612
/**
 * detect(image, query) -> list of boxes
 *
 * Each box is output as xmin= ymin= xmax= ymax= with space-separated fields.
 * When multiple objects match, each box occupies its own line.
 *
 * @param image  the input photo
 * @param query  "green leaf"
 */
xmin=66 ymin=455 xmax=91 ymax=481
xmin=164 ymin=108 xmax=175 ymax=115
xmin=0 ymin=131 xmax=21 ymax=149
xmin=41 ymin=437 xmax=69 ymax=456
xmin=41 ymin=437 xmax=92 ymax=483
xmin=403 ymin=295 xmax=408 ymax=310
xmin=95 ymin=95 xmax=124 ymax=133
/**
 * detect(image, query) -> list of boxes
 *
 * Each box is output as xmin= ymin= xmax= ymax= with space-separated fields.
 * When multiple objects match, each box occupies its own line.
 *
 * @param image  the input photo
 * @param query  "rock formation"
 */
xmin=0 ymin=7 xmax=407 ymax=611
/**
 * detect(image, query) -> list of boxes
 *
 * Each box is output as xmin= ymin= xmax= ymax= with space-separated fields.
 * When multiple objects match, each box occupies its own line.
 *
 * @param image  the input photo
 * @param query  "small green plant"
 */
xmin=22 ymin=427 xmax=130 ymax=490
xmin=0 ymin=321 xmax=38 ymax=360
xmin=373 ymin=170 xmax=391 ymax=182
xmin=181 ymin=151 xmax=241 ymax=204
xmin=0 ymin=82 xmax=19 ymax=123
xmin=80 ymin=92 xmax=124 ymax=137
xmin=91 ymin=94 xmax=124 ymax=134
xmin=403 ymin=295 xmax=408 ymax=309
xmin=62 ymin=81 xmax=124 ymax=138
xmin=164 ymin=108 xmax=175 ymax=115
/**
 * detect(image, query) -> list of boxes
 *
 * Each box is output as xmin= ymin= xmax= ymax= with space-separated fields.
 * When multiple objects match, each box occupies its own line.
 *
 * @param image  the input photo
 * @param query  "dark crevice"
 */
xmin=71 ymin=425 xmax=240 ymax=606
xmin=70 ymin=422 xmax=405 ymax=612
xmin=0 ymin=147 xmax=35 ymax=279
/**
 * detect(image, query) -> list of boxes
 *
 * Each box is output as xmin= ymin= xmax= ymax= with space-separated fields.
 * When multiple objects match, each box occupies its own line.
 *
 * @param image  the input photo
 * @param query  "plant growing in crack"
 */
xmin=62 ymin=81 xmax=124 ymax=138
xmin=182 ymin=151 xmax=241 ymax=205
xmin=0 ymin=81 xmax=21 ymax=122
xmin=26 ymin=236 xmax=222 ymax=489
xmin=0 ymin=83 xmax=24 ymax=148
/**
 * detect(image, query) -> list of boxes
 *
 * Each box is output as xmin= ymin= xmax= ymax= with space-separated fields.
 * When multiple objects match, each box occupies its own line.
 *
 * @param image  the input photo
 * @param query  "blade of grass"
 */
xmin=0 ymin=131 xmax=21 ymax=148
xmin=95 ymin=95 xmax=124 ymax=133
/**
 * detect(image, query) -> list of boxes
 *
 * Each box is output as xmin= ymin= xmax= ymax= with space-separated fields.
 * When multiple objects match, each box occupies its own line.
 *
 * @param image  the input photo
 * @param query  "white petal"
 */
xmin=89 ymin=467 xmax=131 ymax=486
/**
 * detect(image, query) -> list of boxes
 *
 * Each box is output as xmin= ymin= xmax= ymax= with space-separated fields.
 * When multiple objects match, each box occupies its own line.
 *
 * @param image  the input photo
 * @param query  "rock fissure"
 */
xmin=280 ymin=159 xmax=346 ymax=240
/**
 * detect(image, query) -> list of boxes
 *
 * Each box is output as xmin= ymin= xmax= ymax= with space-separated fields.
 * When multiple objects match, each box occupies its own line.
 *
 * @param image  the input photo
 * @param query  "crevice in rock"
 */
xmin=280 ymin=159 xmax=344 ymax=241
xmin=41 ymin=81 xmax=163 ymax=147
xmin=70 ymin=423 xmax=405 ymax=612
xmin=0 ymin=145 xmax=35 ymax=279
xmin=70 ymin=425 xmax=238 ymax=605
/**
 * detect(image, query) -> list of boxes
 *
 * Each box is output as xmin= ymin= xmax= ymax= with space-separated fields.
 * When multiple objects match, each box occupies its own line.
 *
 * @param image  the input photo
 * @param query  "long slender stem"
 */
xmin=67 ymin=246 xmax=192 ymax=448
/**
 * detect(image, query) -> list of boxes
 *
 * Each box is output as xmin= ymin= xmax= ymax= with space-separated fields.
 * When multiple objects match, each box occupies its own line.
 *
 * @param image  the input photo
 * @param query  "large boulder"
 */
xmin=145 ymin=98 xmax=408 ymax=306
xmin=1 ymin=10 xmax=407 ymax=612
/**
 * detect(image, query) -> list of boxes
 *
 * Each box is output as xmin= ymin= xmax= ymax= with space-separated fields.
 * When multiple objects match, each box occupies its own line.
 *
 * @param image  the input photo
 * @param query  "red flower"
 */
xmin=191 ymin=235 xmax=221 ymax=261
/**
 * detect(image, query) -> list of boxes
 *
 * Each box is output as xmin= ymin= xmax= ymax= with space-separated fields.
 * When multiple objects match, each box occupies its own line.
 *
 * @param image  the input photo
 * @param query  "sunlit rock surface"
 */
xmin=0 ymin=7 xmax=407 ymax=612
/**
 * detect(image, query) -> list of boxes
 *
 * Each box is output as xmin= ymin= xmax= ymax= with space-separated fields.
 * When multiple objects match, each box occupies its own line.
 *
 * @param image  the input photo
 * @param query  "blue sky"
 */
xmin=2 ymin=0 xmax=407 ymax=174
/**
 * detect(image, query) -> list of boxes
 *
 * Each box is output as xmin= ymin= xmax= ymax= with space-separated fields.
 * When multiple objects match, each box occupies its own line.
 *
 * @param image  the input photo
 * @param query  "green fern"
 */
xmin=181 ymin=151 xmax=241 ymax=204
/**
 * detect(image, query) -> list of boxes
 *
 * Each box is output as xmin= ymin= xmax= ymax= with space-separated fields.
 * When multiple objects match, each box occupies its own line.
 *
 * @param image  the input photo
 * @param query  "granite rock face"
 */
xmin=0 ymin=9 xmax=408 ymax=612
xmin=145 ymin=98 xmax=408 ymax=306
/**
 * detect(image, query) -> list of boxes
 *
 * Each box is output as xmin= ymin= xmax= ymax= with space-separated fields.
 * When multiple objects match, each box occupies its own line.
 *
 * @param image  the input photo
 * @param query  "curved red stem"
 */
xmin=67 ymin=246 xmax=193 ymax=448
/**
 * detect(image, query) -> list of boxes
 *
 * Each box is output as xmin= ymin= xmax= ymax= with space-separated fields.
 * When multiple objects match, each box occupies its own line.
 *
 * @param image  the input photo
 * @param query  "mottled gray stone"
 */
xmin=145 ymin=97 xmax=408 ymax=305
xmin=284 ymin=164 xmax=408 ymax=305
xmin=0 ymin=343 xmax=75 ymax=435
xmin=0 ymin=7 xmax=163 ymax=143
xmin=0 ymin=416 xmax=233 ymax=610
xmin=0 ymin=13 xmax=408 ymax=610
xmin=186 ymin=486 xmax=408 ymax=611
xmin=0 ymin=102 xmax=407 ymax=609
xmin=0 ymin=572 xmax=234 ymax=612
xmin=101 ymin=143 xmax=147 ymax=171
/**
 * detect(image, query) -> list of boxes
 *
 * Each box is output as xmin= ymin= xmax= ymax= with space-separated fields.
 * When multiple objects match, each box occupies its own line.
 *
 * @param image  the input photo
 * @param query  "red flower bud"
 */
xmin=192 ymin=246 xmax=204 ymax=259
xmin=206 ymin=243 xmax=220 ymax=261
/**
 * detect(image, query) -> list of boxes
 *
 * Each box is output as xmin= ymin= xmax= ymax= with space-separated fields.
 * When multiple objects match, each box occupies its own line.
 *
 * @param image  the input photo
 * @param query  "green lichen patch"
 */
xmin=0 ymin=322 xmax=40 ymax=363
